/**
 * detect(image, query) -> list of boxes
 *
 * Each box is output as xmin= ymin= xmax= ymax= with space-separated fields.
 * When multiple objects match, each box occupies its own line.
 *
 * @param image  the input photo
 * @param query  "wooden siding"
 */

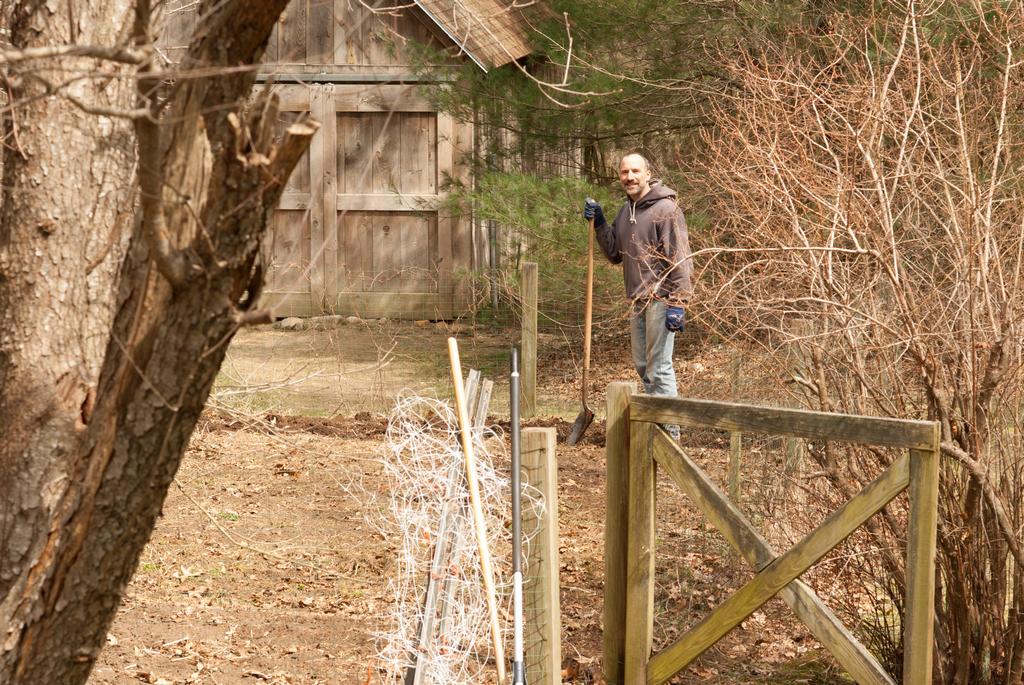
xmin=263 ymin=0 xmax=453 ymax=73
xmin=264 ymin=88 xmax=315 ymax=303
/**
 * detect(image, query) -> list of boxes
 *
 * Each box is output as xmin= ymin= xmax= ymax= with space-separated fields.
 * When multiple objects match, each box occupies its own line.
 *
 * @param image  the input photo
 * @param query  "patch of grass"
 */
xmin=216 ymin=510 xmax=239 ymax=522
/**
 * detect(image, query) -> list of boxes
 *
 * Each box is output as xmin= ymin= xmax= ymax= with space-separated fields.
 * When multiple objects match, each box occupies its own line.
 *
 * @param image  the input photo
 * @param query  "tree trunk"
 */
xmin=0 ymin=2 xmax=314 ymax=682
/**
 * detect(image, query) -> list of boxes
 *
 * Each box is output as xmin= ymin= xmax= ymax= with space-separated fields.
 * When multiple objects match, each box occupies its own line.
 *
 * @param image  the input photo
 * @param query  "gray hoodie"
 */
xmin=594 ymin=182 xmax=693 ymax=306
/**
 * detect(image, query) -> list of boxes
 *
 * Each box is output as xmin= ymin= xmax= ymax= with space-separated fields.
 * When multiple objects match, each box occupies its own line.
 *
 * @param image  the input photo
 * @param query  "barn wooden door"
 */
xmin=323 ymin=84 xmax=455 ymax=318
xmin=263 ymin=85 xmax=322 ymax=316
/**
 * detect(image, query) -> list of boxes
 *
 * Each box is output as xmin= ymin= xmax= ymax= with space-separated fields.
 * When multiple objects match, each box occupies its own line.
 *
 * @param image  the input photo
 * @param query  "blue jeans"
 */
xmin=630 ymin=300 xmax=679 ymax=438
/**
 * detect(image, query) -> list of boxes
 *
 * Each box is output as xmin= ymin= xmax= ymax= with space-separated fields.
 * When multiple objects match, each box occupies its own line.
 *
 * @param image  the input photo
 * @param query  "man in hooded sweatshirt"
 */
xmin=583 ymin=153 xmax=692 ymax=438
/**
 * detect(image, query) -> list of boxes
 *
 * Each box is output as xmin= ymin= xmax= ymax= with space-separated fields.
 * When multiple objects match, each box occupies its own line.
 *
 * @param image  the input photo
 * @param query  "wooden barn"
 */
xmin=160 ymin=1 xmax=533 ymax=318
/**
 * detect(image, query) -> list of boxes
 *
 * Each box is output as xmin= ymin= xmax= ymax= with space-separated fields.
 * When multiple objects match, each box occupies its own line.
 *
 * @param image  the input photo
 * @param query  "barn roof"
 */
xmin=415 ymin=0 xmax=534 ymax=72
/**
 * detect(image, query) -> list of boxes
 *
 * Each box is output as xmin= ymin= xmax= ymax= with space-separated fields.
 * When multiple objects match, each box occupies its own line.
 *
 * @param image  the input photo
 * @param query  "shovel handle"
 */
xmin=581 ymin=218 xmax=595 ymax=406
xmin=448 ymin=338 xmax=508 ymax=685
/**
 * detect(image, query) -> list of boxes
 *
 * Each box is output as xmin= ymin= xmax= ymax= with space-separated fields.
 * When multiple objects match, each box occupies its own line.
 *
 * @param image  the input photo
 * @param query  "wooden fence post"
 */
xmin=903 ymin=439 xmax=940 ymax=685
xmin=604 ymin=382 xmax=635 ymax=685
xmin=521 ymin=262 xmax=538 ymax=418
xmin=522 ymin=427 xmax=560 ymax=685
xmin=625 ymin=420 xmax=656 ymax=685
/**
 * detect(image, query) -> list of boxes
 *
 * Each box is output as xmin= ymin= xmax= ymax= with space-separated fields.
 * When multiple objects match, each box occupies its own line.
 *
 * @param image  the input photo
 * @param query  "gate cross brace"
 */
xmin=646 ymin=427 xmax=905 ymax=685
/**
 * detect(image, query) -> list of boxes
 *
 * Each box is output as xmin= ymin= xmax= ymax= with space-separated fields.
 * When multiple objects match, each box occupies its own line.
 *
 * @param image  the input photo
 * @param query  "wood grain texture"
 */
xmin=320 ymin=88 xmax=339 ymax=305
xmin=647 ymin=451 xmax=911 ymax=684
xmin=333 ymin=0 xmax=361 ymax=64
xmin=523 ymin=428 xmax=561 ymax=685
xmin=308 ymin=86 xmax=327 ymax=308
xmin=651 ymin=431 xmax=895 ymax=685
xmin=630 ymin=395 xmax=936 ymax=450
xmin=370 ymin=112 xmax=397 ymax=193
xmin=903 ymin=446 xmax=940 ymax=685
xmin=307 ymin=0 xmax=334 ymax=64
xmin=340 ymin=211 xmax=372 ymax=292
xmin=603 ymin=382 xmax=636 ymax=685
xmin=625 ymin=421 xmax=656 ymax=685
xmin=335 ymin=194 xmax=442 ymax=212
xmin=320 ymin=292 xmax=453 ymax=318
xmin=278 ymin=0 xmax=306 ymax=64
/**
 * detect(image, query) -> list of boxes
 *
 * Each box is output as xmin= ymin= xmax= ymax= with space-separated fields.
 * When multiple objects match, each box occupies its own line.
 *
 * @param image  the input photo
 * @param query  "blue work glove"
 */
xmin=665 ymin=306 xmax=686 ymax=332
xmin=583 ymin=197 xmax=605 ymax=228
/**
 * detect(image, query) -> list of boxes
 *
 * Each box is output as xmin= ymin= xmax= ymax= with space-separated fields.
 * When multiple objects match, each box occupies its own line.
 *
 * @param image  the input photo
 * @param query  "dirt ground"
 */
xmin=89 ymin=322 xmax=858 ymax=685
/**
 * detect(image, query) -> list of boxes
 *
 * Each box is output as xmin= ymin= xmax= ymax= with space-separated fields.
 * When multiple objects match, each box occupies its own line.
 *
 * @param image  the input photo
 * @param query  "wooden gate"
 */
xmin=603 ymin=382 xmax=940 ymax=685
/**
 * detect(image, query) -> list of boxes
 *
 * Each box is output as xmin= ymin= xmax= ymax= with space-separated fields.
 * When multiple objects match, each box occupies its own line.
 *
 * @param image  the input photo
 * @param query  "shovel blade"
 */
xmin=566 ymin=407 xmax=595 ymax=445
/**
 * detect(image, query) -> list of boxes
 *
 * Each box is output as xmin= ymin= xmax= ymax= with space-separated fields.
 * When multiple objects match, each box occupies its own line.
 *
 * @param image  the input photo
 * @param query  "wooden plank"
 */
xmin=331 ymin=84 xmax=436 ymax=112
xmin=401 ymin=210 xmax=430 ymax=290
xmin=339 ymin=112 xmax=373 ymax=194
xmin=285 ymin=148 xmax=311 ymax=193
xmin=603 ymin=381 xmax=636 ymax=685
xmin=625 ymin=421 xmax=656 ymax=685
xmin=436 ymin=111 xmax=454 ymax=182
xmin=322 ymin=89 xmax=339 ymax=306
xmin=334 ymin=0 xmax=362 ymax=65
xmin=308 ymin=86 xmax=326 ymax=312
xmin=472 ymin=378 xmax=493 ymax=432
xmin=630 ymin=395 xmax=938 ymax=450
xmin=365 ymin=8 xmax=395 ymax=67
xmin=903 ymin=446 xmax=940 ymax=685
xmin=282 ymin=116 xmax=312 ymax=193
xmin=332 ymin=105 xmax=345 ymax=199
xmin=336 ymin=194 xmax=442 ymax=212
xmin=279 ymin=193 xmax=310 ymax=211
xmin=332 ymin=92 xmax=438 ymax=112
xmin=272 ymin=84 xmax=312 ymax=110
xmin=450 ymin=115 xmax=473 ymax=271
xmin=258 ymin=290 xmax=320 ymax=318
xmin=278 ymin=0 xmax=307 ymax=64
xmin=520 ymin=262 xmax=538 ymax=418
xmin=651 ymin=431 xmax=895 ymax=685
xmin=522 ymin=427 xmax=561 ymax=685
xmin=435 ymin=112 xmax=455 ymax=307
xmin=341 ymin=210 xmax=372 ymax=292
xmin=372 ymin=111 xmax=399 ymax=193
xmin=323 ymin=291 xmax=450 ymax=319
xmin=646 ymin=452 xmax=911 ymax=685
xmin=307 ymin=0 xmax=334 ymax=64
xmin=269 ymin=210 xmax=311 ymax=293
xmin=400 ymin=112 xmax=436 ymax=194
xmin=371 ymin=212 xmax=401 ymax=292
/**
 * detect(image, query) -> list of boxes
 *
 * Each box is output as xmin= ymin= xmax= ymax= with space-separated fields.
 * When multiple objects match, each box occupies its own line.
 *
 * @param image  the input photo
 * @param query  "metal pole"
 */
xmin=511 ymin=346 xmax=526 ymax=684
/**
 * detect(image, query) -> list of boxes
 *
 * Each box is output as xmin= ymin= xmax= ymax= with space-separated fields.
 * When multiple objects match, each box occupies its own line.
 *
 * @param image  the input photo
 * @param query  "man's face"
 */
xmin=619 ymin=155 xmax=652 ymax=200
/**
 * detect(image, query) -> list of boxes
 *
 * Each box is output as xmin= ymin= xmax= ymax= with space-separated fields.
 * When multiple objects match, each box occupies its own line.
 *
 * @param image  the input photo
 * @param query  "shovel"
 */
xmin=566 ymin=216 xmax=596 ymax=445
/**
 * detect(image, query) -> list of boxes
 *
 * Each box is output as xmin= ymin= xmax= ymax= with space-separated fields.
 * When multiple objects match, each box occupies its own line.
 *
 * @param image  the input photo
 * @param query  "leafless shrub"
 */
xmin=695 ymin=3 xmax=1024 ymax=682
